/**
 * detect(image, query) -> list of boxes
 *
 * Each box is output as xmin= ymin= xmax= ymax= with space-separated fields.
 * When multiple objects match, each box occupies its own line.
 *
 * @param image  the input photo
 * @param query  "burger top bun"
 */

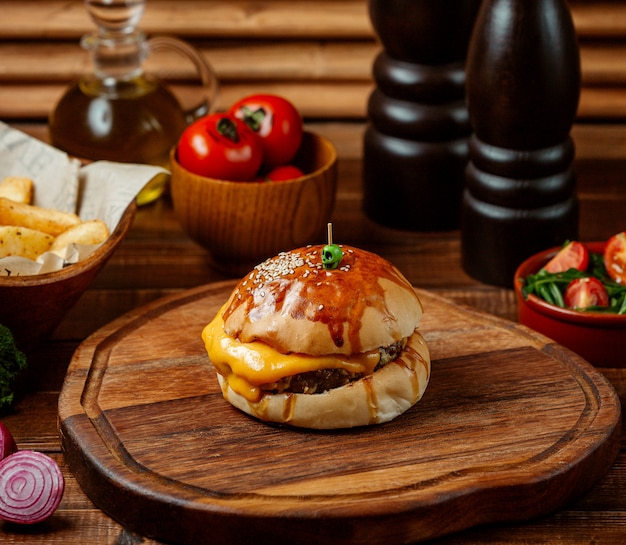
xmin=221 ymin=245 xmax=423 ymax=356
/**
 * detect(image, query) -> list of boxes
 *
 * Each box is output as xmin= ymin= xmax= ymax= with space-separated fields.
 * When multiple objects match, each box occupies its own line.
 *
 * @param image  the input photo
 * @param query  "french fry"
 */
xmin=0 ymin=177 xmax=34 ymax=204
xmin=49 ymin=220 xmax=109 ymax=254
xmin=0 ymin=225 xmax=54 ymax=260
xmin=0 ymin=197 xmax=80 ymax=236
xmin=0 ymin=180 xmax=111 ymax=266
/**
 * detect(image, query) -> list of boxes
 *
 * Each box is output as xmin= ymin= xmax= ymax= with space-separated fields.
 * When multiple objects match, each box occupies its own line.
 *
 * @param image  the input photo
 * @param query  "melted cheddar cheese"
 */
xmin=202 ymin=311 xmax=380 ymax=403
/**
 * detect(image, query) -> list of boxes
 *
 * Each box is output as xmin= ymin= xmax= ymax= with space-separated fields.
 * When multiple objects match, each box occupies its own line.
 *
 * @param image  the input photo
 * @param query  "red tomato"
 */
xmin=564 ymin=277 xmax=610 ymax=309
xmin=229 ymin=94 xmax=303 ymax=169
xmin=604 ymin=231 xmax=626 ymax=284
xmin=543 ymin=241 xmax=589 ymax=273
xmin=177 ymin=113 xmax=263 ymax=181
xmin=257 ymin=165 xmax=305 ymax=182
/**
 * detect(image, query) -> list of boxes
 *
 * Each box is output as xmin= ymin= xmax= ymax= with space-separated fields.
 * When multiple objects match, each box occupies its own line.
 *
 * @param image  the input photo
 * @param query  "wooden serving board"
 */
xmin=58 ymin=282 xmax=621 ymax=545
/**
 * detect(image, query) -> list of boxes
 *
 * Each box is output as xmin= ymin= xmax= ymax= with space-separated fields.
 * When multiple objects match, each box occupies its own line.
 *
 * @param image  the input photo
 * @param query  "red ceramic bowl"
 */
xmin=514 ymin=242 xmax=626 ymax=368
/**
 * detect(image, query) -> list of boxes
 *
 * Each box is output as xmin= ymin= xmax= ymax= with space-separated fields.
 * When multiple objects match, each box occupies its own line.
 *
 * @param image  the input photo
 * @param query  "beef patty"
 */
xmin=260 ymin=338 xmax=408 ymax=395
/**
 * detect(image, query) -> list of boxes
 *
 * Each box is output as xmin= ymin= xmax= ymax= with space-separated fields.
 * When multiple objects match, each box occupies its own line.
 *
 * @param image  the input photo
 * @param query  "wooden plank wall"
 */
xmin=1 ymin=0 xmax=626 ymax=159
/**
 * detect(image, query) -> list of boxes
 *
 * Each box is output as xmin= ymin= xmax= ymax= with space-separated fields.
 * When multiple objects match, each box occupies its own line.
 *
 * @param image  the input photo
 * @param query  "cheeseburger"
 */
xmin=202 ymin=244 xmax=430 ymax=429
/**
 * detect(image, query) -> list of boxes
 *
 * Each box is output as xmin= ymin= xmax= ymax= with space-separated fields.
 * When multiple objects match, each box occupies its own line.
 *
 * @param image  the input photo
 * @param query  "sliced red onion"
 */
xmin=0 ymin=422 xmax=17 ymax=460
xmin=0 ymin=450 xmax=64 ymax=524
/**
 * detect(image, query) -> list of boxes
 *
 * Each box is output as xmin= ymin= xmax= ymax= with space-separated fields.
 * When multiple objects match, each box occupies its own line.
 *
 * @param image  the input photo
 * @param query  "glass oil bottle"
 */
xmin=49 ymin=0 xmax=218 ymax=205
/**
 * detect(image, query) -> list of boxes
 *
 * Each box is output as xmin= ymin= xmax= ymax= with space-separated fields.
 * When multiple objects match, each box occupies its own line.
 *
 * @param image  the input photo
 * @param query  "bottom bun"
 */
xmin=216 ymin=330 xmax=431 ymax=429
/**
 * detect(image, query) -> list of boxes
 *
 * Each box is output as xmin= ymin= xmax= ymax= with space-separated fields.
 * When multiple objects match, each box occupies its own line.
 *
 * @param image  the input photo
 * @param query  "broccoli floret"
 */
xmin=0 ymin=324 xmax=27 ymax=412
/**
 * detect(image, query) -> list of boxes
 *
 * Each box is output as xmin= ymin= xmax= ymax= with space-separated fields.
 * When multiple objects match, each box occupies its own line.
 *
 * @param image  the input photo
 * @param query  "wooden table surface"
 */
xmin=1 ymin=122 xmax=625 ymax=544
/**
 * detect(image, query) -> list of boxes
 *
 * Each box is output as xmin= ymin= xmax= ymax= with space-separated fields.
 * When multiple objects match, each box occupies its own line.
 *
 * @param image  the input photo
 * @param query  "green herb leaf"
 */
xmin=0 ymin=324 xmax=27 ymax=413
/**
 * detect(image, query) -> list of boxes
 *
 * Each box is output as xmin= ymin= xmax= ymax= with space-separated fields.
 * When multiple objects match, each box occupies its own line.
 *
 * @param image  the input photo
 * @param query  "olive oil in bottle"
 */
xmin=49 ymin=0 xmax=216 ymax=205
xmin=50 ymin=76 xmax=187 ymax=204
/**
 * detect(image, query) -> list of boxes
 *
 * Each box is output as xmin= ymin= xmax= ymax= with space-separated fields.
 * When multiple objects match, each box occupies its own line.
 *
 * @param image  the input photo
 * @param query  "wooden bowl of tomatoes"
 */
xmin=169 ymin=95 xmax=337 ymax=276
xmin=514 ymin=233 xmax=626 ymax=368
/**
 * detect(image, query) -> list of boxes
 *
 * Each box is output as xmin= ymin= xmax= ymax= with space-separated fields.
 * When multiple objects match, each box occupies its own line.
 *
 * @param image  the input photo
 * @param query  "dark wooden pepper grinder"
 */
xmin=461 ymin=0 xmax=581 ymax=286
xmin=363 ymin=0 xmax=482 ymax=231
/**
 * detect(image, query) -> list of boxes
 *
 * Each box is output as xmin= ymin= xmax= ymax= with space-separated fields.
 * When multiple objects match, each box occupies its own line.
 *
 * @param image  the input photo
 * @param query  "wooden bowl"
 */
xmin=514 ymin=242 xmax=626 ymax=368
xmin=170 ymin=131 xmax=338 ymax=277
xmin=0 ymin=202 xmax=136 ymax=346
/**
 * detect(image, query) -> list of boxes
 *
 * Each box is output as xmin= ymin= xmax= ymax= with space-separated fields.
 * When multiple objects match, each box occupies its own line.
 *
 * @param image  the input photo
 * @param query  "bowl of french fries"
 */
xmin=0 ymin=175 xmax=136 ymax=344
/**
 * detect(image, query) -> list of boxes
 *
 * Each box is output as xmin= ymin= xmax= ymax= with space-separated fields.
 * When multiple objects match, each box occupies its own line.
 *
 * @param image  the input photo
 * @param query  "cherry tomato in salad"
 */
xmin=564 ymin=277 xmax=610 ymax=309
xmin=543 ymin=240 xmax=589 ymax=273
xmin=256 ymin=165 xmax=305 ymax=182
xmin=604 ymin=231 xmax=626 ymax=284
xmin=229 ymin=94 xmax=303 ymax=169
xmin=177 ymin=113 xmax=263 ymax=181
